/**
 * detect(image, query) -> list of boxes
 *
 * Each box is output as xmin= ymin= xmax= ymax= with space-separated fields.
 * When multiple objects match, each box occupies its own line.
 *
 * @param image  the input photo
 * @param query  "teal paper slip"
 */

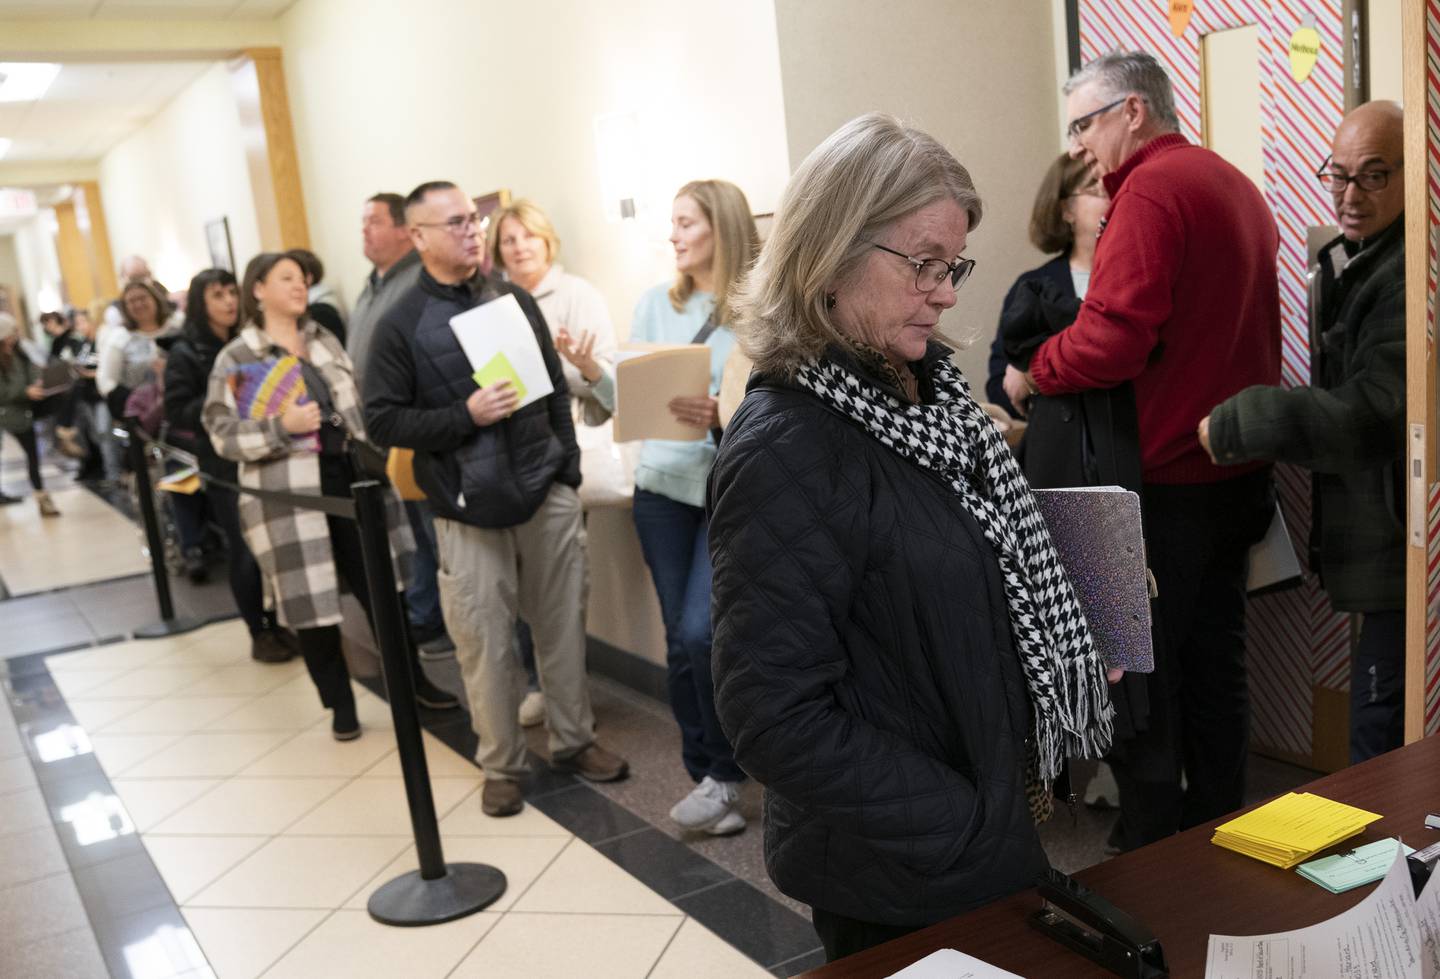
xmin=472 ymin=351 xmax=527 ymax=402
xmin=1295 ymin=838 xmax=1415 ymax=893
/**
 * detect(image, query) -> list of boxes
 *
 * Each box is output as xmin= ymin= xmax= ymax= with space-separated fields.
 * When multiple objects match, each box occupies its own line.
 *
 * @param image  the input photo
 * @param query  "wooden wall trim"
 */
xmin=228 ymin=47 xmax=310 ymax=252
xmin=245 ymin=48 xmax=309 ymax=251
xmin=53 ymin=200 xmax=94 ymax=311
xmin=1401 ymin=0 xmax=1429 ymax=743
xmin=78 ymin=181 xmax=117 ymax=299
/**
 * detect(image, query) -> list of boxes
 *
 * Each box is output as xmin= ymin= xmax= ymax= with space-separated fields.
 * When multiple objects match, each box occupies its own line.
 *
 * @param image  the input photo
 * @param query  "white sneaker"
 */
xmin=706 ymin=808 xmax=746 ymax=836
xmin=518 ymin=690 xmax=545 ymax=728
xmin=669 ymin=776 xmax=742 ymax=831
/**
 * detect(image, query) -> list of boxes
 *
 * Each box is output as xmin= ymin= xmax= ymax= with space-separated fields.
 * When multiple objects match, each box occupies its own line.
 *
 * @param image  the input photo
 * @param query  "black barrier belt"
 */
xmin=132 ymin=431 xmax=357 ymax=520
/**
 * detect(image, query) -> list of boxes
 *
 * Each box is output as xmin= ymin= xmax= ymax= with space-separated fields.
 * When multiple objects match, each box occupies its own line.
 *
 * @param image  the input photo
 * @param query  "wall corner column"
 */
xmin=229 ymin=47 xmax=310 ymax=251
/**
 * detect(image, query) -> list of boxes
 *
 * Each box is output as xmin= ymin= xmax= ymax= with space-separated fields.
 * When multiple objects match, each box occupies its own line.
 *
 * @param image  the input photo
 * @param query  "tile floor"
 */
xmin=3 ymin=619 xmax=773 ymax=978
xmin=0 ymin=430 xmax=1319 ymax=978
xmin=0 ymin=483 xmax=149 ymax=596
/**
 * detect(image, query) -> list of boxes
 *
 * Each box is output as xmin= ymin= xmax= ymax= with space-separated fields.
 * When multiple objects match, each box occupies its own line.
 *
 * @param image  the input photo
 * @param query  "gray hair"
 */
xmin=733 ymin=112 xmax=981 ymax=378
xmin=1064 ymin=50 xmax=1181 ymax=133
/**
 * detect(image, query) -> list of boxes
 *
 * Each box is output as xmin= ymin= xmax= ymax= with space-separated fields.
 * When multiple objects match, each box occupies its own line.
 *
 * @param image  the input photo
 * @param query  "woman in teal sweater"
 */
xmin=560 ymin=179 xmax=759 ymax=835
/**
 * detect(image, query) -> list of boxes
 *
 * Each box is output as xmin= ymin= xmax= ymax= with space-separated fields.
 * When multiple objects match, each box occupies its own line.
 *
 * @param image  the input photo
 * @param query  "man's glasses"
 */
xmin=869 ymin=242 xmax=976 ymax=293
xmin=1315 ymin=155 xmax=1402 ymax=194
xmin=1066 ymin=98 xmax=1126 ymax=140
xmin=413 ymin=213 xmax=483 ymax=235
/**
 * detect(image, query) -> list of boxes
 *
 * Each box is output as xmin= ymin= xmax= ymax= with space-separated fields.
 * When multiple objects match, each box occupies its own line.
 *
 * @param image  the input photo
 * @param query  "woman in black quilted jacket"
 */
xmin=709 ymin=113 xmax=1117 ymax=962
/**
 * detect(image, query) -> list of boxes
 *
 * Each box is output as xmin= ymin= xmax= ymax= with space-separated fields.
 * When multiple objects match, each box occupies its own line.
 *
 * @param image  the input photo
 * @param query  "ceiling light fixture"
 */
xmin=0 ymin=62 xmax=61 ymax=102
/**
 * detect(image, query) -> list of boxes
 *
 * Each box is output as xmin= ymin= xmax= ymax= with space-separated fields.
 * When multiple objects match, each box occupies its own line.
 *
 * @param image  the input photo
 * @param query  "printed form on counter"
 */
xmin=1205 ymin=850 xmax=1440 ymax=979
xmin=884 ymin=947 xmax=1022 ymax=978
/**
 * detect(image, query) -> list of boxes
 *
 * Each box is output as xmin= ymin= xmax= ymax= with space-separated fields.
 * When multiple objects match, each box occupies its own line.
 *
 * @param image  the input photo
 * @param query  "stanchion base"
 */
xmin=368 ymin=863 xmax=507 ymax=927
xmin=133 ymin=617 xmax=207 ymax=640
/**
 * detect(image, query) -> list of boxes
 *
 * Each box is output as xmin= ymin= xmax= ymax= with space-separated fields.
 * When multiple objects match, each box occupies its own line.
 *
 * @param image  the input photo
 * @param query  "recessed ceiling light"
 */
xmin=0 ymin=63 xmax=61 ymax=103
xmin=0 ymin=138 xmax=12 ymax=161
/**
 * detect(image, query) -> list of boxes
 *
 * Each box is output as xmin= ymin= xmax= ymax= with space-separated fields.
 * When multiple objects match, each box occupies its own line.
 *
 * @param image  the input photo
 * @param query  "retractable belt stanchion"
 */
xmin=124 ymin=418 xmax=204 ymax=639
xmin=350 ymin=479 xmax=507 ymax=925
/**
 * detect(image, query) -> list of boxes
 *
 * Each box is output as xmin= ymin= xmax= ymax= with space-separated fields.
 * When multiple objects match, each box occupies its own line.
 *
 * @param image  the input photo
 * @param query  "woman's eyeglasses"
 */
xmin=869 ymin=242 xmax=976 ymax=293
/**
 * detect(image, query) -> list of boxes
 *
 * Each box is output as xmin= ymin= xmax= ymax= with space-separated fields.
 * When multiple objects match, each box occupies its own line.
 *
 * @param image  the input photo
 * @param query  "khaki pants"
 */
xmin=434 ymin=483 xmax=594 ymax=780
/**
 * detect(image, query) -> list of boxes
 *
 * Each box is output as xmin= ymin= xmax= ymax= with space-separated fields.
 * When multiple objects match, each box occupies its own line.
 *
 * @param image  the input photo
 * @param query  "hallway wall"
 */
xmin=277 ymin=0 xmax=793 ymax=340
xmin=98 ymin=62 xmax=262 ymax=291
xmin=774 ymin=0 xmax=1065 ymax=392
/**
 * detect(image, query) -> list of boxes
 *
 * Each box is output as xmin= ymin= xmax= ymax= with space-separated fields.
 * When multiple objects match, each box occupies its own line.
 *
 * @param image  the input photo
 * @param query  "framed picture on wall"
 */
xmin=205 ymin=217 xmax=234 ymax=272
xmin=753 ymin=212 xmax=775 ymax=243
xmin=473 ymin=190 xmax=511 ymax=274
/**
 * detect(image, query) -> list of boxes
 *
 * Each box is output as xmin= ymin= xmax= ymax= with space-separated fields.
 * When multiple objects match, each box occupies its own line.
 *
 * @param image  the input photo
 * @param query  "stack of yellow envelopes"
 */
xmin=1211 ymin=792 xmax=1383 ymax=868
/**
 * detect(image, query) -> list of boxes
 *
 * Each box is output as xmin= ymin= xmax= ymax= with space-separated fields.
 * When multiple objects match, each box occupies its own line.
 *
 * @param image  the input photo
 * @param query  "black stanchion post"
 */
xmin=351 ymin=479 xmax=506 ymax=926
xmin=125 ymin=418 xmax=204 ymax=640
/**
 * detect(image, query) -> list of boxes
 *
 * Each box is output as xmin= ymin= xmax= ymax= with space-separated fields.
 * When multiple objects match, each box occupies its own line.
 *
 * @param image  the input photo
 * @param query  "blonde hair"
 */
xmin=487 ymin=199 xmax=562 ymax=272
xmin=668 ymin=179 xmax=759 ymax=326
xmin=734 ymin=113 xmax=982 ymax=378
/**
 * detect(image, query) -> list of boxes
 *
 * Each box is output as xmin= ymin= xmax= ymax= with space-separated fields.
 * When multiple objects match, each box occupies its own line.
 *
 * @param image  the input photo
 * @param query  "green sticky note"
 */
xmin=473 ymin=351 xmax=527 ymax=402
xmin=1295 ymin=838 xmax=1414 ymax=893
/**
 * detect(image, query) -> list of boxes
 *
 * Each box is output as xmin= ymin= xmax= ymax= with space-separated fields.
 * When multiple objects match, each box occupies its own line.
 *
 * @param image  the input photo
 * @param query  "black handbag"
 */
xmin=296 ymin=359 xmax=389 ymax=481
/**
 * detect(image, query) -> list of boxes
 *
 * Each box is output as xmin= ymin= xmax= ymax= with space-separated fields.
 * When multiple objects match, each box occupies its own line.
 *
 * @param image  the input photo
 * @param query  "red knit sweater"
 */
xmin=1028 ymin=134 xmax=1281 ymax=484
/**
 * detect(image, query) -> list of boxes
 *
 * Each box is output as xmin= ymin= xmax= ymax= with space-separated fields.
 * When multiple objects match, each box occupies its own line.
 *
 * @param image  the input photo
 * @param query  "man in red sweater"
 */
xmin=1014 ymin=51 xmax=1281 ymax=849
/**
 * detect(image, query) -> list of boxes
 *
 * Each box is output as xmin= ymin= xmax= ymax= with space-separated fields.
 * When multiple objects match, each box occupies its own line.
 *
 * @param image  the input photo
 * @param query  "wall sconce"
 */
xmin=594 ymin=110 xmax=644 ymax=223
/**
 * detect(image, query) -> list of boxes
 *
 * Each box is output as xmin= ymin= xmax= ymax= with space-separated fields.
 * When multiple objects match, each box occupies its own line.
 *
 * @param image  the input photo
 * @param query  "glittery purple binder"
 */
xmin=1033 ymin=487 xmax=1155 ymax=674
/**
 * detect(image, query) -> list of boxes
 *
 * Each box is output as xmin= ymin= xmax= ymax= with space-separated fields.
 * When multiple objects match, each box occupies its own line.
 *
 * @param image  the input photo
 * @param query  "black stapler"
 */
xmin=1028 ymin=869 xmax=1168 ymax=978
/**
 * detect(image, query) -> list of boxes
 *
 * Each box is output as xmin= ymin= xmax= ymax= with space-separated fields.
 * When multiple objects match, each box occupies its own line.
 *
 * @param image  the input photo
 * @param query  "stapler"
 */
xmin=1028 ymin=869 xmax=1169 ymax=978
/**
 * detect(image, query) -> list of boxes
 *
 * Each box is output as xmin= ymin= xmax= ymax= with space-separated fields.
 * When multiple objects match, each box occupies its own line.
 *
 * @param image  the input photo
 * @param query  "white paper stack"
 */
xmin=448 ymin=294 xmax=554 ymax=411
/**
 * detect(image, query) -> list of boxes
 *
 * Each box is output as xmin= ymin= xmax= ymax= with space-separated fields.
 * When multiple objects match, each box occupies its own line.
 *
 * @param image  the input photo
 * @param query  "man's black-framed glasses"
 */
xmin=413 ymin=212 xmax=483 ymax=234
xmin=1066 ymin=98 xmax=1126 ymax=140
xmin=1315 ymin=155 xmax=1403 ymax=194
xmin=870 ymin=242 xmax=976 ymax=293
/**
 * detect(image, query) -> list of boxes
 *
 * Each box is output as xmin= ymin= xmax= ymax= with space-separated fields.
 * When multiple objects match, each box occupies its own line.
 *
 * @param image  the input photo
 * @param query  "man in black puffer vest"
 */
xmin=364 ymin=181 xmax=629 ymax=818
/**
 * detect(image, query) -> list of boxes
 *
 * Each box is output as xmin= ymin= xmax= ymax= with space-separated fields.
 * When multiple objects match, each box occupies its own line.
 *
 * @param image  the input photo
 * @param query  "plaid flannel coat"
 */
xmin=203 ymin=322 xmax=414 ymax=629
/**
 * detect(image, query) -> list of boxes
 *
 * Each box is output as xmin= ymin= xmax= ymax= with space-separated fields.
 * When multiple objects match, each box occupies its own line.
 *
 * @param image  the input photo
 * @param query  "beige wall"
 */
xmin=11 ymin=213 xmax=64 ymax=329
xmin=98 ymin=62 xmax=261 ymax=294
xmin=276 ymin=0 xmax=793 ymax=669
xmin=278 ymin=0 xmax=792 ymax=340
xmin=774 ymin=0 xmax=1063 ymax=394
xmin=1368 ymin=0 xmax=1403 ymax=104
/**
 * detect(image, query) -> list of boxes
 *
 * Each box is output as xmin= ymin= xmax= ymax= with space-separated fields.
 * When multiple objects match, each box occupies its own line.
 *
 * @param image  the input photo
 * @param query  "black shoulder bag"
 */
xmin=295 ymin=359 xmax=389 ymax=481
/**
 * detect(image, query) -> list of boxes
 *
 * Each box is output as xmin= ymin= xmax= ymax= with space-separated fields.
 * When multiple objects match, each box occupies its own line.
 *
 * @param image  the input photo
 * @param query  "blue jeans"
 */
xmin=632 ymin=488 xmax=742 ymax=783
xmin=403 ymin=500 xmax=446 ymax=639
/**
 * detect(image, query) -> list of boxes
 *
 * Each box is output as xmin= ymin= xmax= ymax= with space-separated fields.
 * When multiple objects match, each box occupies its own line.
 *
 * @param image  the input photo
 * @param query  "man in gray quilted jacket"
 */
xmin=1200 ymin=100 xmax=1406 ymax=763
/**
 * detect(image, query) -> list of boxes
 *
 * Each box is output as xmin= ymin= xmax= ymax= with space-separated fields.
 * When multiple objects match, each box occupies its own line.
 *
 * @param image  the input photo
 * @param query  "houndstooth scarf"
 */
xmin=795 ymin=350 xmax=1114 ymax=783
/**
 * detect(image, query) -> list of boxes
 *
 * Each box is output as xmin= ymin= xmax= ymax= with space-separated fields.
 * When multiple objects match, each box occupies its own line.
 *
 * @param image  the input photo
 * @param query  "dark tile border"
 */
xmin=355 ymin=668 xmax=823 ymax=972
xmin=2 ymin=653 xmax=209 ymax=979
xmin=585 ymin=635 xmax=670 ymax=704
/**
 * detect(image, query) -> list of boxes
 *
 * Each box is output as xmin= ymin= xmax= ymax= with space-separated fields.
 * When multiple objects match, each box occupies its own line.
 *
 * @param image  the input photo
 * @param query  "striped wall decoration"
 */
xmin=1426 ymin=0 xmax=1440 ymax=736
xmin=1428 ymin=482 xmax=1440 ymax=734
xmin=1075 ymin=0 xmax=1348 ymax=759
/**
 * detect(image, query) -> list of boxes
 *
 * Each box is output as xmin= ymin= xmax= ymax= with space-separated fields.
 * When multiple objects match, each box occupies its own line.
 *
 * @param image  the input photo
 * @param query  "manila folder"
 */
xmin=1033 ymin=487 xmax=1154 ymax=674
xmin=613 ymin=344 xmax=712 ymax=443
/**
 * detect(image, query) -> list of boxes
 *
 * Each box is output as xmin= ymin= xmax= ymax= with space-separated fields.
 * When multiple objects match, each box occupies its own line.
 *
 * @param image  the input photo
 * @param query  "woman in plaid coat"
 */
xmin=203 ymin=252 xmax=444 ymax=739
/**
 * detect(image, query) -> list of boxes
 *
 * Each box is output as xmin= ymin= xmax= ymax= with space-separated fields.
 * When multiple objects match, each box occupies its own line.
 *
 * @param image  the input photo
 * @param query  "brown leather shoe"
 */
xmin=481 ymin=779 xmax=524 ymax=817
xmin=551 ymin=743 xmax=629 ymax=783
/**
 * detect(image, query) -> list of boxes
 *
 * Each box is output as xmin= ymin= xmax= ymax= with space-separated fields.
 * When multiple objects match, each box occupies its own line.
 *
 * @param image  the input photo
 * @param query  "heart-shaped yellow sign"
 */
xmin=1169 ymin=0 xmax=1194 ymax=37
xmin=1289 ymin=15 xmax=1321 ymax=82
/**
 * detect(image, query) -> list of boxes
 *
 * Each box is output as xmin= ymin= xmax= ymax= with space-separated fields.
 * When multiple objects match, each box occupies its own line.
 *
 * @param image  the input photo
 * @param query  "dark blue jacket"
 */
xmin=986 ymin=254 xmax=1073 ymax=415
xmin=362 ymin=268 xmax=580 ymax=529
